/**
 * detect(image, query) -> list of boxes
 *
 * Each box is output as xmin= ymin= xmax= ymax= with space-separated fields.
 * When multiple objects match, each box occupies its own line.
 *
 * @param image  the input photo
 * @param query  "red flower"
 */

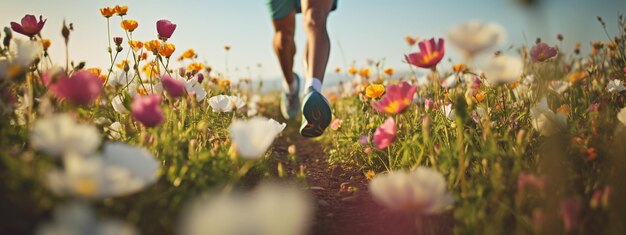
xmin=371 ymin=81 xmax=417 ymax=114
xmin=405 ymin=38 xmax=445 ymax=69
xmin=131 ymin=94 xmax=164 ymax=128
xmin=45 ymin=70 xmax=103 ymax=106
xmin=11 ymin=15 xmax=46 ymax=38
xmin=530 ymin=42 xmax=558 ymax=62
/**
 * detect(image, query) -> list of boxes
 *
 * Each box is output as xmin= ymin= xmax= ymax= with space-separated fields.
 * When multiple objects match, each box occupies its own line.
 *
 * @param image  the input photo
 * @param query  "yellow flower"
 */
xmin=86 ymin=68 xmax=102 ymax=76
xmin=384 ymin=67 xmax=395 ymax=76
xmin=218 ymin=79 xmax=231 ymax=90
xmin=365 ymin=170 xmax=376 ymax=180
xmin=144 ymin=40 xmax=161 ymax=54
xmin=405 ymin=35 xmax=418 ymax=46
xmin=121 ymin=19 xmax=138 ymax=32
xmin=452 ymin=63 xmax=467 ymax=73
xmin=142 ymin=62 xmax=160 ymax=78
xmin=116 ymin=60 xmax=129 ymax=70
xmin=568 ymin=71 xmax=587 ymax=84
xmin=187 ymin=62 xmax=205 ymax=72
xmin=129 ymin=40 xmax=143 ymax=51
xmin=114 ymin=5 xmax=128 ymax=16
xmin=474 ymin=92 xmax=485 ymax=102
xmin=41 ymin=39 xmax=51 ymax=50
xmin=159 ymin=43 xmax=176 ymax=58
xmin=359 ymin=68 xmax=371 ymax=78
xmin=348 ymin=67 xmax=357 ymax=76
xmin=365 ymin=84 xmax=385 ymax=99
xmin=177 ymin=49 xmax=196 ymax=61
xmin=100 ymin=7 xmax=115 ymax=18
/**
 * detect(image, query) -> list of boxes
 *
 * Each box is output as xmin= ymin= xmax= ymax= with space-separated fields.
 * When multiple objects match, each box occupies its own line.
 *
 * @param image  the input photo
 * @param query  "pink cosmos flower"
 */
xmin=132 ymin=94 xmax=164 ymax=127
xmin=330 ymin=118 xmax=342 ymax=130
xmin=405 ymin=38 xmax=445 ymax=69
xmin=161 ymin=74 xmax=185 ymax=98
xmin=359 ymin=135 xmax=370 ymax=145
xmin=371 ymin=81 xmax=417 ymax=114
xmin=11 ymin=15 xmax=46 ymax=38
xmin=560 ymin=197 xmax=580 ymax=233
xmin=424 ymin=99 xmax=434 ymax=111
xmin=530 ymin=42 xmax=558 ymax=62
xmin=373 ymin=117 xmax=396 ymax=150
xmin=156 ymin=19 xmax=177 ymax=40
xmin=46 ymin=70 xmax=102 ymax=106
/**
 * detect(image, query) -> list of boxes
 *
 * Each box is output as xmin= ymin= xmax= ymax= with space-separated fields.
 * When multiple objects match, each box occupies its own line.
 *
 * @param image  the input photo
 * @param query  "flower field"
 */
xmin=2 ymin=4 xmax=626 ymax=235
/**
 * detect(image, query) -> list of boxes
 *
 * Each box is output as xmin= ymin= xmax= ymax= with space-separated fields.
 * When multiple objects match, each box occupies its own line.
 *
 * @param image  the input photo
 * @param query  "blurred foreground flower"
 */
xmin=162 ymin=74 xmax=186 ymax=98
xmin=373 ymin=117 xmax=396 ymax=150
xmin=229 ymin=117 xmax=285 ymax=159
xmin=530 ymin=97 xmax=567 ymax=136
xmin=560 ymin=197 xmax=581 ymax=233
xmin=45 ymin=70 xmax=103 ymax=106
xmin=369 ymin=167 xmax=452 ymax=214
xmin=36 ymin=202 xmax=138 ymax=235
xmin=180 ymin=183 xmax=312 ymax=235
xmin=47 ymin=142 xmax=160 ymax=199
xmin=11 ymin=14 xmax=46 ymax=38
xmin=405 ymin=38 xmax=445 ymax=69
xmin=208 ymin=95 xmax=245 ymax=112
xmin=483 ymin=54 xmax=523 ymax=85
xmin=530 ymin=42 xmax=558 ymax=62
xmin=371 ymin=81 xmax=417 ymax=114
xmin=31 ymin=114 xmax=101 ymax=158
xmin=447 ymin=21 xmax=505 ymax=57
xmin=157 ymin=19 xmax=177 ymax=40
xmin=131 ymin=94 xmax=164 ymax=127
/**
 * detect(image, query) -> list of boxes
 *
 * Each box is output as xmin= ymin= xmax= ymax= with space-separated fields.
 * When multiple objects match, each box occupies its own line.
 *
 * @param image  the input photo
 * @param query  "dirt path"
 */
xmin=271 ymin=130 xmax=416 ymax=235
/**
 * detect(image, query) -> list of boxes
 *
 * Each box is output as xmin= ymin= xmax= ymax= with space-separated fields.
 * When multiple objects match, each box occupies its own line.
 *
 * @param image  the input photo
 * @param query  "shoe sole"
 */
xmin=300 ymin=92 xmax=332 ymax=138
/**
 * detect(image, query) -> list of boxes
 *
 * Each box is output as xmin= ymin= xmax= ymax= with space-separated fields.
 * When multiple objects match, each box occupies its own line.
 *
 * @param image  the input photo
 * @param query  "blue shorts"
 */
xmin=266 ymin=0 xmax=338 ymax=20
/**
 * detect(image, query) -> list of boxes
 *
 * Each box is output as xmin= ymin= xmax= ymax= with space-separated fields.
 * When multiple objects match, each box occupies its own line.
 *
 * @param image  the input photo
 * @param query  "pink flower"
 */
xmin=405 ymin=38 xmax=445 ymax=69
xmin=46 ymin=70 xmax=102 ymax=106
xmin=373 ymin=117 xmax=396 ymax=150
xmin=161 ymin=74 xmax=185 ymax=98
xmin=157 ymin=19 xmax=177 ymax=40
xmin=517 ymin=172 xmax=547 ymax=192
xmin=560 ymin=197 xmax=580 ymax=233
xmin=424 ymin=99 xmax=434 ymax=111
xmin=371 ymin=81 xmax=417 ymax=114
xmin=11 ymin=15 xmax=46 ymax=38
xmin=330 ymin=118 xmax=342 ymax=130
xmin=530 ymin=42 xmax=558 ymax=62
xmin=132 ymin=94 xmax=164 ymax=127
xmin=359 ymin=135 xmax=370 ymax=145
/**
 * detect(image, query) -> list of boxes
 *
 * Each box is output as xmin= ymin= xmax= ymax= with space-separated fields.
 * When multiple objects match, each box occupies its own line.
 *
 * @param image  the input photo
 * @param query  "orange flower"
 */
xmin=114 ymin=5 xmax=128 ymax=16
xmin=557 ymin=104 xmax=570 ymax=115
xmin=144 ymin=40 xmax=161 ymax=54
xmin=129 ymin=40 xmax=143 ymax=51
xmin=218 ymin=79 xmax=231 ymax=90
xmin=86 ymin=67 xmax=102 ymax=76
xmin=384 ymin=67 xmax=395 ymax=76
xmin=405 ymin=35 xmax=417 ymax=46
xmin=41 ymin=39 xmax=51 ymax=50
xmin=452 ymin=63 xmax=467 ymax=73
xmin=100 ymin=7 xmax=115 ymax=18
xmin=348 ymin=67 xmax=357 ymax=76
xmin=224 ymin=45 xmax=231 ymax=51
xmin=159 ymin=43 xmax=176 ymax=58
xmin=365 ymin=84 xmax=385 ymax=99
xmin=121 ymin=19 xmax=138 ymax=32
xmin=116 ymin=60 xmax=129 ymax=70
xmin=187 ymin=62 xmax=205 ymax=72
xmin=365 ymin=170 xmax=376 ymax=180
xmin=359 ymin=68 xmax=371 ymax=78
xmin=142 ymin=62 xmax=160 ymax=79
xmin=177 ymin=49 xmax=196 ymax=61
xmin=568 ymin=71 xmax=587 ymax=84
xmin=474 ymin=92 xmax=485 ymax=102
xmin=335 ymin=67 xmax=341 ymax=73
xmin=140 ymin=52 xmax=148 ymax=61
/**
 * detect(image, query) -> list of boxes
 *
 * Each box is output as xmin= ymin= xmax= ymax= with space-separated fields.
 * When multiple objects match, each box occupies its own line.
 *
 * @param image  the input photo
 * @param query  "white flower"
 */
xmin=36 ymin=202 xmax=138 ymax=235
xmin=185 ymin=77 xmax=207 ymax=102
xmin=111 ymin=95 xmax=128 ymax=114
xmin=229 ymin=117 xmax=285 ymax=159
xmin=447 ymin=21 xmax=506 ymax=57
xmin=549 ymin=81 xmax=569 ymax=94
xmin=47 ymin=142 xmax=160 ymax=199
xmin=617 ymin=107 xmax=626 ymax=126
xmin=442 ymin=104 xmax=455 ymax=120
xmin=13 ymin=39 xmax=43 ymax=66
xmin=483 ymin=54 xmax=523 ymax=86
xmin=416 ymin=75 xmax=430 ymax=87
xmin=31 ymin=114 xmax=101 ymax=158
xmin=109 ymin=72 xmax=133 ymax=87
xmin=106 ymin=122 xmax=122 ymax=140
xmin=180 ymin=183 xmax=312 ymax=235
xmin=530 ymin=97 xmax=567 ymax=136
xmin=606 ymin=79 xmax=626 ymax=93
xmin=369 ymin=167 xmax=453 ymax=214
xmin=208 ymin=95 xmax=245 ymax=112
xmin=441 ymin=74 xmax=458 ymax=89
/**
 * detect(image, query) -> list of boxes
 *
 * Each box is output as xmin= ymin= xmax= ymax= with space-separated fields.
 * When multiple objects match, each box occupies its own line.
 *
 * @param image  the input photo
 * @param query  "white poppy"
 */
xmin=31 ymin=114 xmax=101 ymax=158
xmin=109 ymin=71 xmax=133 ymax=87
xmin=208 ymin=95 xmax=245 ymax=112
xmin=36 ymin=202 xmax=138 ymax=235
xmin=185 ymin=77 xmax=207 ymax=102
xmin=229 ymin=117 xmax=285 ymax=159
xmin=180 ymin=183 xmax=312 ymax=235
xmin=447 ymin=21 xmax=506 ymax=57
xmin=369 ymin=167 xmax=453 ymax=214
xmin=13 ymin=39 xmax=43 ymax=66
xmin=47 ymin=142 xmax=160 ymax=199
xmin=606 ymin=79 xmax=626 ymax=93
xmin=617 ymin=107 xmax=626 ymax=126
xmin=111 ymin=95 xmax=128 ymax=114
xmin=442 ymin=104 xmax=455 ymax=120
xmin=483 ymin=54 xmax=523 ymax=86
xmin=530 ymin=97 xmax=567 ymax=136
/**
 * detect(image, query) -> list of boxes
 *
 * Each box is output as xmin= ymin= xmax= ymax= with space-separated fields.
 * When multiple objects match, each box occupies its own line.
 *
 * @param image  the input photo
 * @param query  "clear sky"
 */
xmin=1 ymin=0 xmax=625 ymax=80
